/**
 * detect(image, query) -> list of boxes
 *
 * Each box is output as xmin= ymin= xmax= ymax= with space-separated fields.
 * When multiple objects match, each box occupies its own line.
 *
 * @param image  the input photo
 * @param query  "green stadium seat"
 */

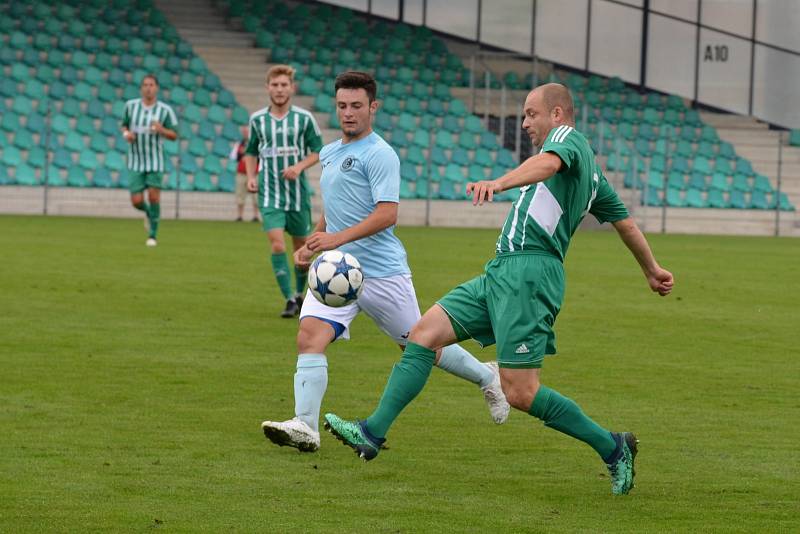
xmin=479 ymin=131 xmax=500 ymax=150
xmin=15 ymin=163 xmax=40 ymax=186
xmin=13 ymin=128 xmax=34 ymax=150
xmin=729 ymin=189 xmax=749 ymax=209
xmin=686 ymin=188 xmax=707 ymax=208
xmin=643 ymin=187 xmax=662 ymax=206
xmin=64 ymin=132 xmax=84 ymax=152
xmin=451 ymin=148 xmax=470 ymax=167
xmin=67 ymin=166 xmax=90 ymax=187
xmin=688 ymin=172 xmax=708 ymax=190
xmin=438 ymin=179 xmax=464 ymax=200
xmin=789 ymin=130 xmax=800 ymax=147
xmin=497 ymin=151 xmax=517 ymax=169
xmin=709 ymin=172 xmax=729 ymax=191
xmin=427 ymin=99 xmax=446 ymax=117
xmin=193 ymin=172 xmax=214 ymax=192
xmin=448 ymin=99 xmax=468 ymax=117
xmin=212 ymin=138 xmax=230 ymax=158
xmin=232 ymin=107 xmax=250 ymax=125
xmin=468 ymin=163 xmax=488 ymax=181
xmin=207 ymin=105 xmax=227 ymax=124
xmin=474 ymin=148 xmax=494 ymax=168
xmin=203 ymin=156 xmax=223 ymax=175
xmin=76 ymin=116 xmax=95 ymax=136
xmin=26 ymin=146 xmax=47 ymax=168
xmin=410 ymin=129 xmax=430 ymax=148
xmin=374 ymin=114 xmax=393 ymax=133
xmin=778 ymin=192 xmax=795 ymax=211
xmin=750 ymin=189 xmax=770 ymax=209
xmin=105 ymin=151 xmax=125 ymax=172
xmin=97 ymin=84 xmax=117 ymax=103
xmin=731 ymin=173 xmax=750 ymax=192
xmin=708 ymin=188 xmax=728 ymax=208
xmin=1 ymin=112 xmax=21 ymax=133
xmin=188 ymin=137 xmax=207 ymax=157
xmin=194 ymin=88 xmax=213 ymax=107
xmin=90 ymin=133 xmax=110 ymax=153
xmin=667 ymin=189 xmax=687 ymax=208
xmin=752 ymin=174 xmax=773 ymax=193
xmin=399 ymin=179 xmax=415 ymax=199
xmin=61 ymin=98 xmax=82 ymax=118
xmin=692 ymin=156 xmax=712 ymax=174
xmin=406 ymin=146 xmax=426 ymax=166
xmin=647 ymin=169 xmax=665 ymax=190
xmin=441 ymin=116 xmax=460 ymax=133
xmin=396 ymin=113 xmax=416 ymax=131
xmin=666 ymin=171 xmax=685 ymax=190
xmin=93 ymin=167 xmax=114 ymax=188
xmin=434 ymin=131 xmax=455 ymax=150
xmin=401 ymin=161 xmax=419 ymax=182
xmin=431 ymin=147 xmax=449 ymax=166
xmin=26 ymin=113 xmax=46 ymax=135
xmin=79 ymin=150 xmax=98 ymax=170
xmin=458 ymin=132 xmax=477 ymax=150
xmin=735 ymin=158 xmax=753 ymax=176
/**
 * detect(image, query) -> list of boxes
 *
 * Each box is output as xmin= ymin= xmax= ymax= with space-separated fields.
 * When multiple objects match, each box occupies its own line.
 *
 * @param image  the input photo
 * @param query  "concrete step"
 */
xmin=700 ymin=112 xmax=767 ymax=130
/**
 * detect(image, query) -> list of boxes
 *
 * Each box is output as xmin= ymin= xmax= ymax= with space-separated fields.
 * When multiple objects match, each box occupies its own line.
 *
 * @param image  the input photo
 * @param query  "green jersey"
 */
xmin=245 ymin=105 xmax=323 ymax=211
xmin=496 ymin=125 xmax=629 ymax=261
xmin=121 ymin=98 xmax=178 ymax=172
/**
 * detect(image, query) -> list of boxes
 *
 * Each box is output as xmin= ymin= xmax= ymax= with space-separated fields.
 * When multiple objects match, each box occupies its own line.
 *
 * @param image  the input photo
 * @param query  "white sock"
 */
xmin=294 ymin=353 xmax=328 ymax=432
xmin=436 ymin=344 xmax=493 ymax=388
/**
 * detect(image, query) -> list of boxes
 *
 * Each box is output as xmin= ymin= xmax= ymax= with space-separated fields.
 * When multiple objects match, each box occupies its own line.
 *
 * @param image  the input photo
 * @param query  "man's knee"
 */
xmin=297 ymin=318 xmax=335 ymax=353
xmin=504 ymin=386 xmax=537 ymax=412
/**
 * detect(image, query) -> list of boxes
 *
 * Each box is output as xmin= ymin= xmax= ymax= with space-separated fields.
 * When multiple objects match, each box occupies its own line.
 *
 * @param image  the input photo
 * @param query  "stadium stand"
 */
xmin=0 ymin=0 xmax=246 ymax=191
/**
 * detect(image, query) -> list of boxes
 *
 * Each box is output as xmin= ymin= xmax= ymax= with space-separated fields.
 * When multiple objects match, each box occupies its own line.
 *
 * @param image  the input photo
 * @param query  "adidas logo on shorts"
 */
xmin=515 ymin=344 xmax=530 ymax=354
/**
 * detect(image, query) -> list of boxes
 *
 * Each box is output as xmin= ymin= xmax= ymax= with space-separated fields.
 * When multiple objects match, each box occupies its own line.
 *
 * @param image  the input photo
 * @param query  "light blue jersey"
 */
xmin=319 ymin=132 xmax=410 ymax=278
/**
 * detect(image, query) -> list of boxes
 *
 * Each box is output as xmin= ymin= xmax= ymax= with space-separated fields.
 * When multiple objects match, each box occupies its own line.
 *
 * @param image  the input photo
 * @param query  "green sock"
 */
xmin=271 ymin=253 xmax=293 ymax=300
xmin=294 ymin=265 xmax=307 ymax=296
xmin=133 ymin=201 xmax=148 ymax=214
xmin=147 ymin=202 xmax=160 ymax=239
xmin=365 ymin=342 xmax=436 ymax=438
xmin=529 ymin=385 xmax=617 ymax=461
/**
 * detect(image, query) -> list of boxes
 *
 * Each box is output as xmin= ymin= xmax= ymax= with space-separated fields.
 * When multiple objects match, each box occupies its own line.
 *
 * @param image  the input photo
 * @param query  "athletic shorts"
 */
xmin=437 ymin=252 xmax=564 ymax=369
xmin=234 ymin=173 xmax=254 ymax=205
xmin=128 ymin=171 xmax=162 ymax=193
xmin=260 ymin=205 xmax=312 ymax=237
xmin=299 ymin=273 xmax=420 ymax=345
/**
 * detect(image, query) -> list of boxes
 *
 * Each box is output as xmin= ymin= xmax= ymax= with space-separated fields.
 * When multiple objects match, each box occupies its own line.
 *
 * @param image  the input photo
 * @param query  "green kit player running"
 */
xmin=324 ymin=83 xmax=675 ymax=495
xmin=121 ymin=74 xmax=178 ymax=247
xmin=245 ymin=64 xmax=323 ymax=318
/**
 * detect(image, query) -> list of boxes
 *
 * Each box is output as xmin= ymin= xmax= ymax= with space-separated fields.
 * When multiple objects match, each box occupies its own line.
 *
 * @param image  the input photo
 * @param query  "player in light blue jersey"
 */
xmin=260 ymin=72 xmax=509 ymax=452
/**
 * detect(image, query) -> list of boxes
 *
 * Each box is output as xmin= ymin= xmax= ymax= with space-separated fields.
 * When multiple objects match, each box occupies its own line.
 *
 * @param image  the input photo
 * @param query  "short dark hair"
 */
xmin=334 ymin=71 xmax=377 ymax=102
xmin=141 ymin=73 xmax=159 ymax=86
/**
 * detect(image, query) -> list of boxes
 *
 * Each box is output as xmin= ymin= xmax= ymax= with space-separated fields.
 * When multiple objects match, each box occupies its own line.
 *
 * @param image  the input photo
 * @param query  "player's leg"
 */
xmin=260 ymin=209 xmax=295 ymax=316
xmin=359 ymin=274 xmax=507 ymax=423
xmin=129 ymin=173 xmax=152 ymax=243
xmin=145 ymin=183 xmax=161 ymax=243
xmin=491 ymin=255 xmax=637 ymax=494
xmin=324 ymin=304 xmax=458 ymax=460
xmin=261 ymin=296 xmax=359 ymax=451
xmin=287 ymin=205 xmax=311 ymax=309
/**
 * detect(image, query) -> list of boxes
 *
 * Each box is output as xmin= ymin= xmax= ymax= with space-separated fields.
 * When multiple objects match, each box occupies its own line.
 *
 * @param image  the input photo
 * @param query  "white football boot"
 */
xmin=145 ymin=238 xmax=157 ymax=247
xmin=481 ymin=361 xmax=510 ymax=424
xmin=261 ymin=417 xmax=320 ymax=452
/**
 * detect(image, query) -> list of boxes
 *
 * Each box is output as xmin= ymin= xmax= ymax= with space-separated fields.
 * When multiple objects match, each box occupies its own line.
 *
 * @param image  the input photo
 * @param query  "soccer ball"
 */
xmin=308 ymin=250 xmax=364 ymax=307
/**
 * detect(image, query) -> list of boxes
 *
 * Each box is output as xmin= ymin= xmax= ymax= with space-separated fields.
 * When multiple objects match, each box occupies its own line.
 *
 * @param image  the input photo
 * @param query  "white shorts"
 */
xmin=299 ymin=273 xmax=421 ymax=345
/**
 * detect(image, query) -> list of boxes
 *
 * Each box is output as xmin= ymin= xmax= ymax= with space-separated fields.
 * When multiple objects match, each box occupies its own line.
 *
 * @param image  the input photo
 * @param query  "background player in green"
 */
xmin=121 ymin=74 xmax=178 ymax=247
xmin=325 ymin=83 xmax=675 ymax=496
xmin=245 ymin=65 xmax=323 ymax=318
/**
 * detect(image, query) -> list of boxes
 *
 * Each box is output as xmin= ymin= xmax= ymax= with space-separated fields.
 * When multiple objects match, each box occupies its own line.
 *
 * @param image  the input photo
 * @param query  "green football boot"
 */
xmin=323 ymin=413 xmax=384 ymax=461
xmin=607 ymin=432 xmax=639 ymax=495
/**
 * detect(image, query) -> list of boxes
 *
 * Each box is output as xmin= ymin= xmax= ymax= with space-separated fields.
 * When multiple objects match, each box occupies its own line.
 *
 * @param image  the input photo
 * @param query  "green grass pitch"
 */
xmin=1 ymin=215 xmax=798 ymax=532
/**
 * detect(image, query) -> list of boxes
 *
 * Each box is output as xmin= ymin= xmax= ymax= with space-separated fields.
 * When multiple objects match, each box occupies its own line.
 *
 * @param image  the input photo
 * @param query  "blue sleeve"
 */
xmin=366 ymin=146 xmax=400 ymax=204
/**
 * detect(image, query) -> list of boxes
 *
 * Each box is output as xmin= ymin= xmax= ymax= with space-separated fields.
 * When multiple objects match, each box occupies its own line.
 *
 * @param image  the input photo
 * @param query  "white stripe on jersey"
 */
xmin=282 ymin=115 xmax=290 ymax=211
xmin=270 ymin=117 xmax=279 ymax=208
xmin=294 ymin=113 xmax=301 ymax=210
xmin=553 ymin=126 xmax=573 ymax=143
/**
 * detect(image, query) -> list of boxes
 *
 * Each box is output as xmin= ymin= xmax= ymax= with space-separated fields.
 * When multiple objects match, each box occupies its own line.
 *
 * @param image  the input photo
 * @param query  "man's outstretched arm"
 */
xmin=612 ymin=217 xmax=674 ymax=296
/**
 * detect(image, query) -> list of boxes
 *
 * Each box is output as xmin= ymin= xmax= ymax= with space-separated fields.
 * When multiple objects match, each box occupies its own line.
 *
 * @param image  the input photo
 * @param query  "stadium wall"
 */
xmin=317 ymin=0 xmax=800 ymax=129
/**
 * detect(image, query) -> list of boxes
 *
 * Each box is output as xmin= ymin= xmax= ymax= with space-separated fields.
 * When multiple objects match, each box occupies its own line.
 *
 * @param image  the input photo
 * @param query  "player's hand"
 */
xmin=466 ymin=180 xmax=503 ymax=205
xmin=246 ymin=176 xmax=257 ymax=192
xmin=293 ymin=245 xmax=314 ymax=269
xmin=305 ymin=232 xmax=341 ymax=252
xmin=150 ymin=120 xmax=163 ymax=134
xmin=282 ymin=165 xmax=301 ymax=180
xmin=647 ymin=267 xmax=674 ymax=296
xmin=123 ymin=130 xmax=136 ymax=143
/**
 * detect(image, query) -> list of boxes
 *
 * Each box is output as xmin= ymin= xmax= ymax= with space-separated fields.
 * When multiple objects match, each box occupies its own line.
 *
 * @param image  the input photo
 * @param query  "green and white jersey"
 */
xmin=121 ymin=98 xmax=178 ymax=172
xmin=496 ymin=125 xmax=629 ymax=261
xmin=245 ymin=105 xmax=323 ymax=211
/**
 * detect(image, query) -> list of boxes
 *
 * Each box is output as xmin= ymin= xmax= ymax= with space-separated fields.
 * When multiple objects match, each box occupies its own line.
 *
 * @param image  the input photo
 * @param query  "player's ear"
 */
xmin=370 ymin=100 xmax=379 ymax=114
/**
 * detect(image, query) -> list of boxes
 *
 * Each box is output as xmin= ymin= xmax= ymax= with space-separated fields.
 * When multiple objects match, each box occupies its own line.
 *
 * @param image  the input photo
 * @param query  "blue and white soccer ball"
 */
xmin=308 ymin=250 xmax=364 ymax=307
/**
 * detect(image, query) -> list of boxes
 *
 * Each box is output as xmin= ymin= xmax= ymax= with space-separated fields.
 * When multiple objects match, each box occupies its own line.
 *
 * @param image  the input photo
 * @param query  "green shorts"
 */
xmin=437 ymin=252 xmax=565 ymax=369
xmin=260 ymin=205 xmax=312 ymax=237
xmin=128 ymin=171 xmax=163 ymax=194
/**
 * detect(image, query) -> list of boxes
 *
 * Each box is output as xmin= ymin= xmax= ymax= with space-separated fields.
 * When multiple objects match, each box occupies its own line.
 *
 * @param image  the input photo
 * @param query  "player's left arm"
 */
xmin=467 ymin=152 xmax=562 ymax=205
xmin=284 ymin=114 xmax=324 ymax=180
xmin=612 ymin=217 xmax=674 ymax=296
xmin=306 ymin=202 xmax=397 ymax=252
xmin=151 ymin=107 xmax=178 ymax=141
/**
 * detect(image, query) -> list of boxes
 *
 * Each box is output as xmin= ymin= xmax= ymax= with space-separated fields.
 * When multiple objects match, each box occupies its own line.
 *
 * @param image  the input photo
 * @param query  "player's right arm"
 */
xmin=121 ymin=102 xmax=135 ymax=143
xmin=294 ymin=210 xmax=327 ymax=268
xmin=467 ymin=152 xmax=562 ymax=205
xmin=244 ymin=121 xmax=259 ymax=192
xmin=612 ymin=218 xmax=674 ymax=296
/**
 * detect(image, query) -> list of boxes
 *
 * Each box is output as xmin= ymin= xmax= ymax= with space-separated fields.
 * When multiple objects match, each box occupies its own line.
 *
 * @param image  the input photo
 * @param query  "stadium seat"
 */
xmin=686 ymin=188 xmax=707 ymax=208
xmin=752 ymin=174 xmax=773 ymax=193
xmin=729 ymin=189 xmax=749 ymax=209
xmin=67 ymin=166 xmax=90 ymax=187
xmin=709 ymin=172 xmax=729 ymax=191
xmin=15 ymin=163 xmax=40 ymax=186
xmin=93 ymin=167 xmax=114 ymax=188
xmin=708 ymin=188 xmax=728 ymax=208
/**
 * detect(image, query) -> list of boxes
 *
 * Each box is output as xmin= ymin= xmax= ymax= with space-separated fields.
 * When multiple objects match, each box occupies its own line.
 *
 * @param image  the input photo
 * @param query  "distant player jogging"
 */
xmin=121 ymin=74 xmax=178 ymax=247
xmin=324 ymin=83 xmax=674 ymax=496
xmin=260 ymin=71 xmax=509 ymax=453
xmin=245 ymin=65 xmax=323 ymax=318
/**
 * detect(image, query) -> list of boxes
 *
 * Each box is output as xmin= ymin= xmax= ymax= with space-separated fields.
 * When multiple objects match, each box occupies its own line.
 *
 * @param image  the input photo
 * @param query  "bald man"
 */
xmin=324 ymin=83 xmax=674 ymax=496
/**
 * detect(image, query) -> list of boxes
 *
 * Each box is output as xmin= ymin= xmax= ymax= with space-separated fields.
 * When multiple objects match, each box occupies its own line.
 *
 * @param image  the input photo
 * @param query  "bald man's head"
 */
xmin=521 ymin=83 xmax=575 ymax=147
